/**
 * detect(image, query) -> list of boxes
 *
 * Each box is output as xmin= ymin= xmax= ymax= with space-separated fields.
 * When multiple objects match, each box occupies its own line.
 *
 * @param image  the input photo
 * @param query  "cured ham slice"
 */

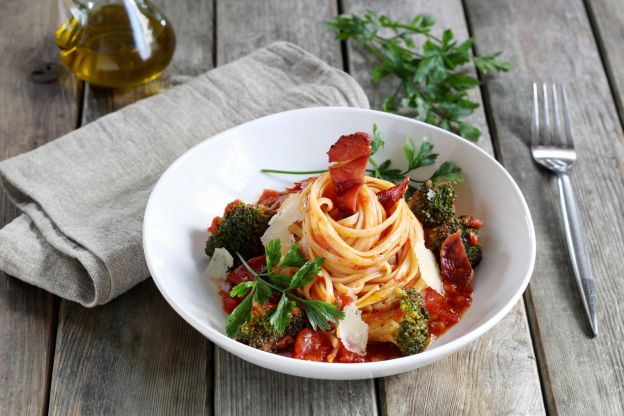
xmin=328 ymin=131 xmax=371 ymax=162
xmin=439 ymin=230 xmax=474 ymax=287
xmin=327 ymin=132 xmax=371 ymax=216
xmin=376 ymin=178 xmax=409 ymax=210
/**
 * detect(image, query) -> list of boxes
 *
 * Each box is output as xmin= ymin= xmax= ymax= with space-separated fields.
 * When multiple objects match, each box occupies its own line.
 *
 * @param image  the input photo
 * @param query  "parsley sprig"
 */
xmin=368 ymin=124 xmax=463 ymax=186
xmin=328 ymin=11 xmax=514 ymax=142
xmin=226 ymin=239 xmax=345 ymax=338
xmin=260 ymin=124 xmax=463 ymax=187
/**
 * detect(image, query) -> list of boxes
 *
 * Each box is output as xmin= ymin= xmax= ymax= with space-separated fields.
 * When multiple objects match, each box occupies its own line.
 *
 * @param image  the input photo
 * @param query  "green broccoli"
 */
xmin=424 ymin=215 xmax=483 ymax=268
xmin=205 ymin=200 xmax=274 ymax=264
xmin=235 ymin=305 xmax=307 ymax=352
xmin=365 ymin=289 xmax=430 ymax=356
xmin=407 ymin=180 xmax=456 ymax=227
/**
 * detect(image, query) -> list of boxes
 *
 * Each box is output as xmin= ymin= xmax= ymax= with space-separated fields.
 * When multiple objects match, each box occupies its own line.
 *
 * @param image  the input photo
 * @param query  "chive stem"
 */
xmin=261 ymin=169 xmax=327 ymax=174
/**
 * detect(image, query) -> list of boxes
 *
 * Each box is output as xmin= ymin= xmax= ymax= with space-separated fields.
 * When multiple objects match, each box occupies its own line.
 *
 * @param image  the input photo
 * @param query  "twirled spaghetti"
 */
xmin=293 ymin=172 xmax=427 ymax=311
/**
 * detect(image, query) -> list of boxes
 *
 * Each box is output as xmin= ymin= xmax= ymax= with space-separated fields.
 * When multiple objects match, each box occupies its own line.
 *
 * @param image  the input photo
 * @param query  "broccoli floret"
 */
xmin=366 ymin=289 xmax=430 ymax=356
xmin=235 ymin=305 xmax=307 ymax=352
xmin=205 ymin=200 xmax=274 ymax=264
xmin=425 ymin=216 xmax=483 ymax=268
xmin=407 ymin=180 xmax=456 ymax=227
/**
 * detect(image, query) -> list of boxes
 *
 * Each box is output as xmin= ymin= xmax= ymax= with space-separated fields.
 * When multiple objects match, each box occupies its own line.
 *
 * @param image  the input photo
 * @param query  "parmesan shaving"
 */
xmin=412 ymin=218 xmax=444 ymax=295
xmin=204 ymin=247 xmax=233 ymax=280
xmin=337 ymin=303 xmax=369 ymax=355
xmin=261 ymin=193 xmax=303 ymax=254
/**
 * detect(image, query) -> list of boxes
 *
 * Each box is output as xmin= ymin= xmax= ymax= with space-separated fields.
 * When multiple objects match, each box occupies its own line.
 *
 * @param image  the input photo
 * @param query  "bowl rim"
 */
xmin=143 ymin=106 xmax=536 ymax=377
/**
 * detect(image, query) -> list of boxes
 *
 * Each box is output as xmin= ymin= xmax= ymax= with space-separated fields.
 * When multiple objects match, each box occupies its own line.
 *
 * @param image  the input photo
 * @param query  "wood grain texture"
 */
xmin=212 ymin=2 xmax=377 ymax=415
xmin=48 ymin=1 xmax=215 ymax=415
xmin=214 ymin=350 xmax=377 ymax=416
xmin=584 ymin=0 xmax=624 ymax=126
xmin=464 ymin=0 xmax=624 ymax=414
xmin=341 ymin=2 xmax=546 ymax=415
xmin=49 ymin=282 xmax=212 ymax=416
xmin=216 ymin=0 xmax=341 ymax=67
xmin=0 ymin=0 xmax=80 ymax=414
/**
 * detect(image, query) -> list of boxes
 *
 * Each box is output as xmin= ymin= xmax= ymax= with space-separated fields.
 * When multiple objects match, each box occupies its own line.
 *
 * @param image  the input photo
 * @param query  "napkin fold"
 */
xmin=0 ymin=42 xmax=369 ymax=306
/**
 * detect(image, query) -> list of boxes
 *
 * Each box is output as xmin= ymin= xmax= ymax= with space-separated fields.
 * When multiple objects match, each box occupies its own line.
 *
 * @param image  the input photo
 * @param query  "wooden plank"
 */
xmin=341 ymin=1 xmax=546 ymax=415
xmin=213 ymin=2 xmax=376 ymax=415
xmin=216 ymin=0 xmax=342 ymax=67
xmin=584 ymin=0 xmax=624 ymax=124
xmin=215 ymin=350 xmax=377 ymax=416
xmin=464 ymin=0 xmax=624 ymax=414
xmin=48 ymin=1 xmax=215 ymax=415
xmin=0 ymin=0 xmax=80 ymax=414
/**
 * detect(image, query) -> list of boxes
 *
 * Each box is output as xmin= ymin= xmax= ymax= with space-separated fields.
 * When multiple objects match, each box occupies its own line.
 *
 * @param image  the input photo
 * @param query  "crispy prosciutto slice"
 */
xmin=376 ymin=178 xmax=409 ymax=210
xmin=439 ymin=231 xmax=474 ymax=287
xmin=327 ymin=132 xmax=372 ymax=216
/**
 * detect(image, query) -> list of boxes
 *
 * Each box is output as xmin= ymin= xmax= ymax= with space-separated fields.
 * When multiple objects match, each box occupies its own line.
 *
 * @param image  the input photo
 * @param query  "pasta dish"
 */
xmin=203 ymin=129 xmax=482 ymax=362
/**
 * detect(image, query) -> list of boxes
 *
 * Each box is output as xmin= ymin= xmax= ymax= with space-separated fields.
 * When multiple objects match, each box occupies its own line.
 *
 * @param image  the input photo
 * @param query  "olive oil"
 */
xmin=55 ymin=3 xmax=175 ymax=88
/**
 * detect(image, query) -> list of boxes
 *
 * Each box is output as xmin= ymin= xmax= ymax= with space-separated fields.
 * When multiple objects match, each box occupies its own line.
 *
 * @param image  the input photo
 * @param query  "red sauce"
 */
xmin=292 ymin=329 xmax=334 ymax=362
xmin=207 ymin=215 xmax=221 ymax=233
xmin=256 ymin=189 xmax=287 ymax=210
xmin=423 ymin=281 xmax=472 ymax=337
xmin=335 ymin=342 xmax=402 ymax=363
xmin=335 ymin=294 xmax=353 ymax=310
xmin=256 ymin=178 xmax=315 ymax=210
xmin=218 ymin=256 xmax=266 ymax=314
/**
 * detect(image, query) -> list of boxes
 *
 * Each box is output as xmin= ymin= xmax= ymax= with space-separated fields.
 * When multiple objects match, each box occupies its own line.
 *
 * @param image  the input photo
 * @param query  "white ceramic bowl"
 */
xmin=143 ymin=107 xmax=535 ymax=380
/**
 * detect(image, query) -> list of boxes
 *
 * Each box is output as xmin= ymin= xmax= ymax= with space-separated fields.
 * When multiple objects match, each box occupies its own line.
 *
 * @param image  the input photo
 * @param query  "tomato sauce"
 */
xmin=218 ymin=256 xmax=266 ymax=314
xmin=423 ymin=281 xmax=472 ymax=337
xmin=335 ymin=342 xmax=402 ymax=363
xmin=292 ymin=329 xmax=334 ymax=362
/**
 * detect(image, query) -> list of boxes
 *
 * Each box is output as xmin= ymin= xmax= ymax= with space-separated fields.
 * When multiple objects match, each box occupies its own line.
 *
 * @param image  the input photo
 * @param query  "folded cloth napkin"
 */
xmin=0 ymin=42 xmax=369 ymax=307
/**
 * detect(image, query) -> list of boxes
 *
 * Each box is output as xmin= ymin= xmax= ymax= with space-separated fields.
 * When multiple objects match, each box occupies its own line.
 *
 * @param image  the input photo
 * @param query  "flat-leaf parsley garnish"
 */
xmin=226 ymin=240 xmax=345 ymax=338
xmin=327 ymin=11 xmax=514 ymax=142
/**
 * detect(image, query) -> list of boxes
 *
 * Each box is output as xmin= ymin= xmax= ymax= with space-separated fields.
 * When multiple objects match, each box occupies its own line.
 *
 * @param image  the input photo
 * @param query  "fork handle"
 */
xmin=556 ymin=172 xmax=598 ymax=337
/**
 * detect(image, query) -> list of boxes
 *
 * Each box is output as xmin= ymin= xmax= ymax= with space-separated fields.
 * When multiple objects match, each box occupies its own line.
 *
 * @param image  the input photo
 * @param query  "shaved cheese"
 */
xmin=412 ymin=218 xmax=444 ymax=295
xmin=261 ymin=193 xmax=302 ymax=254
xmin=338 ymin=303 xmax=368 ymax=355
xmin=204 ymin=248 xmax=233 ymax=280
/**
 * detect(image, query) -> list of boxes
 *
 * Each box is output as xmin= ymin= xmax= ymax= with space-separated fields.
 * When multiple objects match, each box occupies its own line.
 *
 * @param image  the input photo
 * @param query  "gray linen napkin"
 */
xmin=0 ymin=42 xmax=369 ymax=307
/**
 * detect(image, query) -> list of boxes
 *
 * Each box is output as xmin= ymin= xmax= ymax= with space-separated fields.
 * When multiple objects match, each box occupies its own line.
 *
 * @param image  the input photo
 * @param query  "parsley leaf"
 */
xmin=253 ymin=279 xmax=273 ymax=305
xmin=302 ymin=300 xmax=345 ymax=331
xmin=269 ymin=294 xmax=296 ymax=333
xmin=225 ymin=294 xmax=253 ymax=338
xmin=229 ymin=281 xmax=255 ymax=298
xmin=265 ymin=239 xmax=282 ymax=271
xmin=405 ymin=137 xmax=437 ymax=171
xmin=430 ymin=161 xmax=464 ymax=184
xmin=289 ymin=257 xmax=324 ymax=290
xmin=328 ymin=11 xmax=513 ymax=142
xmin=370 ymin=123 xmax=384 ymax=156
xmin=280 ymin=242 xmax=308 ymax=269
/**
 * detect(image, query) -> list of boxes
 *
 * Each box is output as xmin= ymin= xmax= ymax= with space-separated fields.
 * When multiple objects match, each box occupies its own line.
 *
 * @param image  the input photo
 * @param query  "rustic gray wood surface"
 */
xmin=465 ymin=0 xmax=624 ymax=414
xmin=1 ymin=0 xmax=623 ymax=415
xmin=0 ymin=1 xmax=79 ymax=415
xmin=585 ymin=0 xmax=624 ymax=123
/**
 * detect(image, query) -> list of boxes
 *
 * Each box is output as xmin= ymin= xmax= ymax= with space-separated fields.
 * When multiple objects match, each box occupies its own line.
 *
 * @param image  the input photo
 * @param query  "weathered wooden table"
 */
xmin=2 ymin=0 xmax=623 ymax=415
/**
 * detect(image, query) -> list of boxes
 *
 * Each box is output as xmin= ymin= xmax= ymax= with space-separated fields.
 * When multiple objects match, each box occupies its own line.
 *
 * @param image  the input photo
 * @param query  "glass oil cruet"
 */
xmin=54 ymin=0 xmax=176 ymax=88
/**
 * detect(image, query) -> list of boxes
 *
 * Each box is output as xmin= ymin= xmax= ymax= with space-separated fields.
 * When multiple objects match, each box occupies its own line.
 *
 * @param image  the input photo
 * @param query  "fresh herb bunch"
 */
xmin=368 ymin=124 xmax=463 ymax=187
xmin=226 ymin=239 xmax=345 ymax=338
xmin=328 ymin=11 xmax=514 ymax=141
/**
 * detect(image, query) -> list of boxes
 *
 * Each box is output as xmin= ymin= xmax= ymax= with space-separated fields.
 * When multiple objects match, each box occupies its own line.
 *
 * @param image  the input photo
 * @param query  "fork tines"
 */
xmin=532 ymin=82 xmax=574 ymax=150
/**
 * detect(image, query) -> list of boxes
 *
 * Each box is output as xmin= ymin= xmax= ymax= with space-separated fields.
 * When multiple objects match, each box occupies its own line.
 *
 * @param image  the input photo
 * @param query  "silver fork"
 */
xmin=531 ymin=83 xmax=597 ymax=337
